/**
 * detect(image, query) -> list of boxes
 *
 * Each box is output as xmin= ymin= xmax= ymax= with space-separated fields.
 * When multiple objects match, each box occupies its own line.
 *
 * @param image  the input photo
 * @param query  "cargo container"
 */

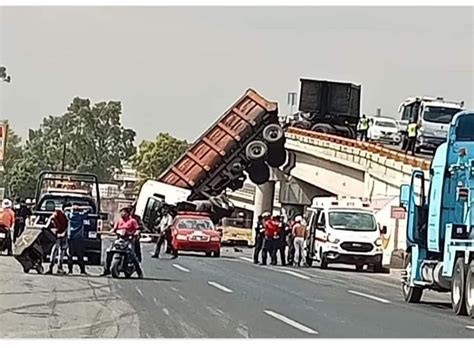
xmin=159 ymin=89 xmax=285 ymax=200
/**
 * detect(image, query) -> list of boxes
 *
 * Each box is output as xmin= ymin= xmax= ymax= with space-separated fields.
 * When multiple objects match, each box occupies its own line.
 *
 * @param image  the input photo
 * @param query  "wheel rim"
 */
xmin=453 ymin=266 xmax=462 ymax=305
xmin=467 ymin=270 xmax=474 ymax=311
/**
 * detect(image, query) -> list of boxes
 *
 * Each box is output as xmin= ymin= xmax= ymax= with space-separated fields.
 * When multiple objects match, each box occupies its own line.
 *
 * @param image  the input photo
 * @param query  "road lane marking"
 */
xmin=264 ymin=310 xmax=318 ymax=335
xmin=135 ymin=286 xmax=144 ymax=297
xmin=208 ymin=281 xmax=234 ymax=293
xmin=153 ymin=297 xmax=159 ymax=305
xmin=178 ymin=294 xmax=187 ymax=302
xmin=239 ymin=257 xmax=254 ymax=263
xmin=170 ymin=287 xmax=179 ymax=292
xmin=280 ymin=269 xmax=311 ymax=280
xmin=172 ymin=264 xmax=190 ymax=273
xmin=348 ymin=290 xmax=391 ymax=304
xmin=163 ymin=308 xmax=170 ymax=316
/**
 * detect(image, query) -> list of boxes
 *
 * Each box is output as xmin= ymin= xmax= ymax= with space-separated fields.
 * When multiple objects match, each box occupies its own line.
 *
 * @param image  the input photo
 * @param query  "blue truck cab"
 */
xmin=400 ymin=110 xmax=474 ymax=316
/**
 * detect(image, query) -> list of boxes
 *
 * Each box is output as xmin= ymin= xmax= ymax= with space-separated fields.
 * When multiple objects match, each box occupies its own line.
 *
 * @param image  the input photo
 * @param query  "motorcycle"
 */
xmin=0 ymin=224 xmax=13 ymax=256
xmin=110 ymin=229 xmax=138 ymax=279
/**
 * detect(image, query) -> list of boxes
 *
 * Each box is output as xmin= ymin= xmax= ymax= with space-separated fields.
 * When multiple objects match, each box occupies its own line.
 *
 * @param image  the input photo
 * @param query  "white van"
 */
xmin=305 ymin=197 xmax=384 ymax=272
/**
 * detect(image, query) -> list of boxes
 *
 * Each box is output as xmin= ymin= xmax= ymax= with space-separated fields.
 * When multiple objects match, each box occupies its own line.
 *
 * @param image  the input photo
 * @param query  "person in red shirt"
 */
xmin=46 ymin=203 xmax=70 ymax=275
xmin=261 ymin=212 xmax=278 ymax=266
xmin=101 ymin=206 xmax=143 ymax=278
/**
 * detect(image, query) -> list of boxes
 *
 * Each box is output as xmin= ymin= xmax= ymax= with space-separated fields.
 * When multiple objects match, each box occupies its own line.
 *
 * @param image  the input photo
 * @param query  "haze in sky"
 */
xmin=1 ymin=6 xmax=473 ymax=142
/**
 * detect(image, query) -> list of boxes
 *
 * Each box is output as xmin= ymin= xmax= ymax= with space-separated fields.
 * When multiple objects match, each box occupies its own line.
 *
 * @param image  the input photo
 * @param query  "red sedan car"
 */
xmin=171 ymin=212 xmax=221 ymax=257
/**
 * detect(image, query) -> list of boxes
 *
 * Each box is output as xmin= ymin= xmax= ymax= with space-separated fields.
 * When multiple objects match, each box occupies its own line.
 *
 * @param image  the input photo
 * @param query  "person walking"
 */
xmin=274 ymin=215 xmax=287 ymax=266
xmin=151 ymin=205 xmax=175 ymax=259
xmin=13 ymin=199 xmax=32 ymax=243
xmin=66 ymin=203 xmax=91 ymax=275
xmin=358 ymin=114 xmax=369 ymax=142
xmin=253 ymin=215 xmax=265 ymax=264
xmin=292 ymin=216 xmax=307 ymax=267
xmin=405 ymin=121 xmax=418 ymax=155
xmin=262 ymin=212 xmax=278 ymax=266
xmin=46 ymin=203 xmax=70 ymax=275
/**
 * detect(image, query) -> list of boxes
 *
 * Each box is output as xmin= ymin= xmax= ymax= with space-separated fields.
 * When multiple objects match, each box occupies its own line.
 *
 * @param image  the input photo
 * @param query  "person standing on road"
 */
xmin=130 ymin=204 xmax=144 ymax=263
xmin=253 ymin=215 xmax=265 ymax=264
xmin=13 ymin=199 xmax=32 ymax=243
xmin=292 ymin=216 xmax=307 ymax=267
xmin=46 ymin=203 xmax=70 ymax=275
xmin=405 ymin=121 xmax=418 ymax=156
xmin=358 ymin=114 xmax=369 ymax=142
xmin=274 ymin=215 xmax=287 ymax=266
xmin=262 ymin=212 xmax=278 ymax=266
xmin=0 ymin=199 xmax=15 ymax=256
xmin=151 ymin=205 xmax=175 ymax=259
xmin=66 ymin=203 xmax=91 ymax=275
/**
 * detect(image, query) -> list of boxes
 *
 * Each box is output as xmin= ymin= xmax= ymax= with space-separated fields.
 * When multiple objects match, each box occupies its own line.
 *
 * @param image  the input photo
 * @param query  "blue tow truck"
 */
xmin=400 ymin=110 xmax=474 ymax=316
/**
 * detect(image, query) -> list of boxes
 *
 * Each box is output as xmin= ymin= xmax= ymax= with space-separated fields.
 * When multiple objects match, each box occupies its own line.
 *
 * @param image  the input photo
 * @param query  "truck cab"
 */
xmin=399 ymin=96 xmax=464 ymax=153
xmin=400 ymin=110 xmax=474 ymax=316
xmin=305 ymin=197 xmax=384 ymax=272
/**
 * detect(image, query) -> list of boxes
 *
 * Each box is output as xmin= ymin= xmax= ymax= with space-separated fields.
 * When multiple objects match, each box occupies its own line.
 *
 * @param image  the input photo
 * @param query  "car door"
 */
xmin=315 ymin=210 xmax=327 ymax=256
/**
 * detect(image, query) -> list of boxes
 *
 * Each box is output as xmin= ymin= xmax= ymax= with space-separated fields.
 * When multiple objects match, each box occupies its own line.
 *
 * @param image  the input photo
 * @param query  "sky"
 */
xmin=0 ymin=6 xmax=473 ymax=143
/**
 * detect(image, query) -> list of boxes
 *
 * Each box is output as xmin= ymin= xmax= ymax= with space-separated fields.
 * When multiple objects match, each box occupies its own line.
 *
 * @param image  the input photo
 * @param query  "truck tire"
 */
xmin=311 ymin=124 xmax=332 ymax=134
xmin=319 ymin=251 xmax=328 ymax=269
xmin=111 ymin=258 xmax=121 ymax=279
xmin=262 ymin=124 xmax=284 ymax=144
xmin=245 ymin=141 xmax=268 ymax=162
xmin=266 ymin=149 xmax=287 ymax=168
xmin=452 ymin=257 xmax=468 ymax=315
xmin=402 ymin=251 xmax=423 ymax=303
xmin=465 ymin=260 xmax=474 ymax=317
xmin=247 ymin=162 xmax=270 ymax=185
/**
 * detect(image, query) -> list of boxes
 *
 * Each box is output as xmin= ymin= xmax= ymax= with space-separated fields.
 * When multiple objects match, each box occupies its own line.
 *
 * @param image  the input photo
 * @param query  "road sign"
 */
xmin=0 ymin=121 xmax=8 ymax=162
xmin=391 ymin=206 xmax=406 ymax=220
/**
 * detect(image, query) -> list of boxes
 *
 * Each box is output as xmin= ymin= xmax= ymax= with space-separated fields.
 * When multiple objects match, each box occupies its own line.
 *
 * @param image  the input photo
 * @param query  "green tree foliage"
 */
xmin=5 ymin=98 xmax=137 ymax=198
xmin=133 ymin=133 xmax=188 ymax=180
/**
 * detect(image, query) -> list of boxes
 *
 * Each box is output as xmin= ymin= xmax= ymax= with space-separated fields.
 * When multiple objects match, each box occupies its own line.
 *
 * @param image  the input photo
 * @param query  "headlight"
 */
xmin=210 ymin=236 xmax=220 ymax=242
xmin=327 ymin=234 xmax=340 ymax=244
xmin=176 ymin=234 xmax=187 ymax=240
xmin=375 ymin=238 xmax=383 ymax=247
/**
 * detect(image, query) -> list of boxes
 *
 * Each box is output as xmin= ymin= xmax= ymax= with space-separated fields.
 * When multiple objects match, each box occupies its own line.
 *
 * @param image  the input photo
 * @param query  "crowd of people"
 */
xmin=253 ymin=212 xmax=308 ymax=268
xmin=0 ymin=198 xmax=34 ymax=256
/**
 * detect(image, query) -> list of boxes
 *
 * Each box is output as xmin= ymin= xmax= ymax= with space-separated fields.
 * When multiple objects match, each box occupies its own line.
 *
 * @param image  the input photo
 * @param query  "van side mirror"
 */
xmin=317 ymin=223 xmax=325 ymax=231
xmin=400 ymin=184 xmax=410 ymax=208
xmin=380 ymin=226 xmax=387 ymax=235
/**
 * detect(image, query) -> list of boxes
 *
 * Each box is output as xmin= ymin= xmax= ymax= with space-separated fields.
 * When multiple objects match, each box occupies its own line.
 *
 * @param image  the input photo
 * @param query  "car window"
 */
xmin=176 ymin=218 xmax=214 ymax=230
xmin=375 ymin=120 xmax=397 ymax=128
xmin=39 ymin=196 xmax=96 ymax=213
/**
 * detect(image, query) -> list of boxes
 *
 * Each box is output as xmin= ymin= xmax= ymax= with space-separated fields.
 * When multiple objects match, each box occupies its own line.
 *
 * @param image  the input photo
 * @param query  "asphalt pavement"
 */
xmin=2 ymin=244 xmax=474 ymax=338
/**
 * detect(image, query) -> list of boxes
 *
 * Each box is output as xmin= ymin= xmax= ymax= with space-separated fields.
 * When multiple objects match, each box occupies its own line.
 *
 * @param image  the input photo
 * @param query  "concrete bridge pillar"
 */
xmin=252 ymin=181 xmax=275 ymax=241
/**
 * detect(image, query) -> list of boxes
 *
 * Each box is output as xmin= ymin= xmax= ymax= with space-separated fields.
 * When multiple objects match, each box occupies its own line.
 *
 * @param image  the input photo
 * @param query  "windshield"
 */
xmin=177 ymin=218 xmax=214 ymax=231
xmin=375 ymin=120 xmax=397 ymax=128
xmin=39 ymin=196 xmax=96 ymax=213
xmin=423 ymin=106 xmax=462 ymax=124
xmin=328 ymin=211 xmax=377 ymax=232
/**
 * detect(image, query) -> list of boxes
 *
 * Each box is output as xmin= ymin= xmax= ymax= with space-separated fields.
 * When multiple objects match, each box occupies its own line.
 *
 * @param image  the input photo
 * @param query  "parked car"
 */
xmin=367 ymin=117 xmax=401 ymax=145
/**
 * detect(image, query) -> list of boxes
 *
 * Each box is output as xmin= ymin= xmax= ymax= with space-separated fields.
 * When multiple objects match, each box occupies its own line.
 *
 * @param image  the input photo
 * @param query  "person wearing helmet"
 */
xmin=13 ymin=199 xmax=32 ymax=243
xmin=0 ymin=199 xmax=15 ymax=256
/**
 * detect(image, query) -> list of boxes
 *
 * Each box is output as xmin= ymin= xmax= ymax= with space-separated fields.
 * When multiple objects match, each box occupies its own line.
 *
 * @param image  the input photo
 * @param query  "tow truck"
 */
xmin=33 ymin=171 xmax=107 ymax=265
xmin=304 ymin=197 xmax=385 ymax=272
xmin=400 ymin=110 xmax=474 ymax=316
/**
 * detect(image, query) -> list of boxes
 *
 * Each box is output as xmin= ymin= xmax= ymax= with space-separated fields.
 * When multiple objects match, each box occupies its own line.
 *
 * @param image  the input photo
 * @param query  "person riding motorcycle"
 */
xmin=0 ymin=199 xmax=15 ymax=256
xmin=101 ymin=206 xmax=143 ymax=278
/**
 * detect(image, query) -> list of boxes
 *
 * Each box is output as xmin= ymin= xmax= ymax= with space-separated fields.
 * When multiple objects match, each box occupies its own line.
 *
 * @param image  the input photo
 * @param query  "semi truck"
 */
xmin=159 ymin=89 xmax=286 ymax=201
xmin=398 ymin=96 xmax=465 ymax=153
xmin=400 ymin=110 xmax=474 ymax=316
xmin=286 ymin=78 xmax=361 ymax=139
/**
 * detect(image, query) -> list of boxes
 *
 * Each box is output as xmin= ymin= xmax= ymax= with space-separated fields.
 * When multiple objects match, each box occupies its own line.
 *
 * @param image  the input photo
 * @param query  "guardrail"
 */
xmin=286 ymin=127 xmax=431 ymax=170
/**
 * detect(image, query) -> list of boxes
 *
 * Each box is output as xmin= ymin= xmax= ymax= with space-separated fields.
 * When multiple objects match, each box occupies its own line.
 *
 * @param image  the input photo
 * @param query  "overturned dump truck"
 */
xmin=159 ymin=89 xmax=286 ymax=200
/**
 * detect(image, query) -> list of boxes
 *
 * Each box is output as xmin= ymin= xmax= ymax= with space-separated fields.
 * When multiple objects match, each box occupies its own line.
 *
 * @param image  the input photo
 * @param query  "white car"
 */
xmin=368 ymin=118 xmax=401 ymax=145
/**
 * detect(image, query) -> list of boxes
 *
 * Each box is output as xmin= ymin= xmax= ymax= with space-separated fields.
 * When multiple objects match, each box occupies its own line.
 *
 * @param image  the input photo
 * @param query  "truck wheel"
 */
xmin=319 ymin=253 xmax=328 ymax=269
xmin=111 ymin=258 xmax=121 ymax=279
xmin=245 ymin=140 xmax=268 ymax=162
xmin=247 ymin=163 xmax=270 ymax=185
xmin=262 ymin=124 xmax=284 ymax=144
xmin=311 ymin=124 xmax=332 ymax=134
xmin=402 ymin=251 xmax=423 ymax=303
xmin=465 ymin=260 xmax=474 ymax=317
xmin=452 ymin=257 xmax=468 ymax=315
xmin=266 ymin=150 xmax=287 ymax=168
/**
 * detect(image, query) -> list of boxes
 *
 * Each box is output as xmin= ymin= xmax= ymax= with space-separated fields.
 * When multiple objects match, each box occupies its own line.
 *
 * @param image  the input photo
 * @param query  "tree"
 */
xmin=133 ymin=133 xmax=188 ymax=180
xmin=1 ymin=127 xmax=29 ymax=198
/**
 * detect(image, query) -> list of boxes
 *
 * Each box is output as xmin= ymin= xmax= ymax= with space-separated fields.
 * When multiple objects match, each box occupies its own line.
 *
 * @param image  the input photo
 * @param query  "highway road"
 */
xmin=2 ymin=243 xmax=474 ymax=338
